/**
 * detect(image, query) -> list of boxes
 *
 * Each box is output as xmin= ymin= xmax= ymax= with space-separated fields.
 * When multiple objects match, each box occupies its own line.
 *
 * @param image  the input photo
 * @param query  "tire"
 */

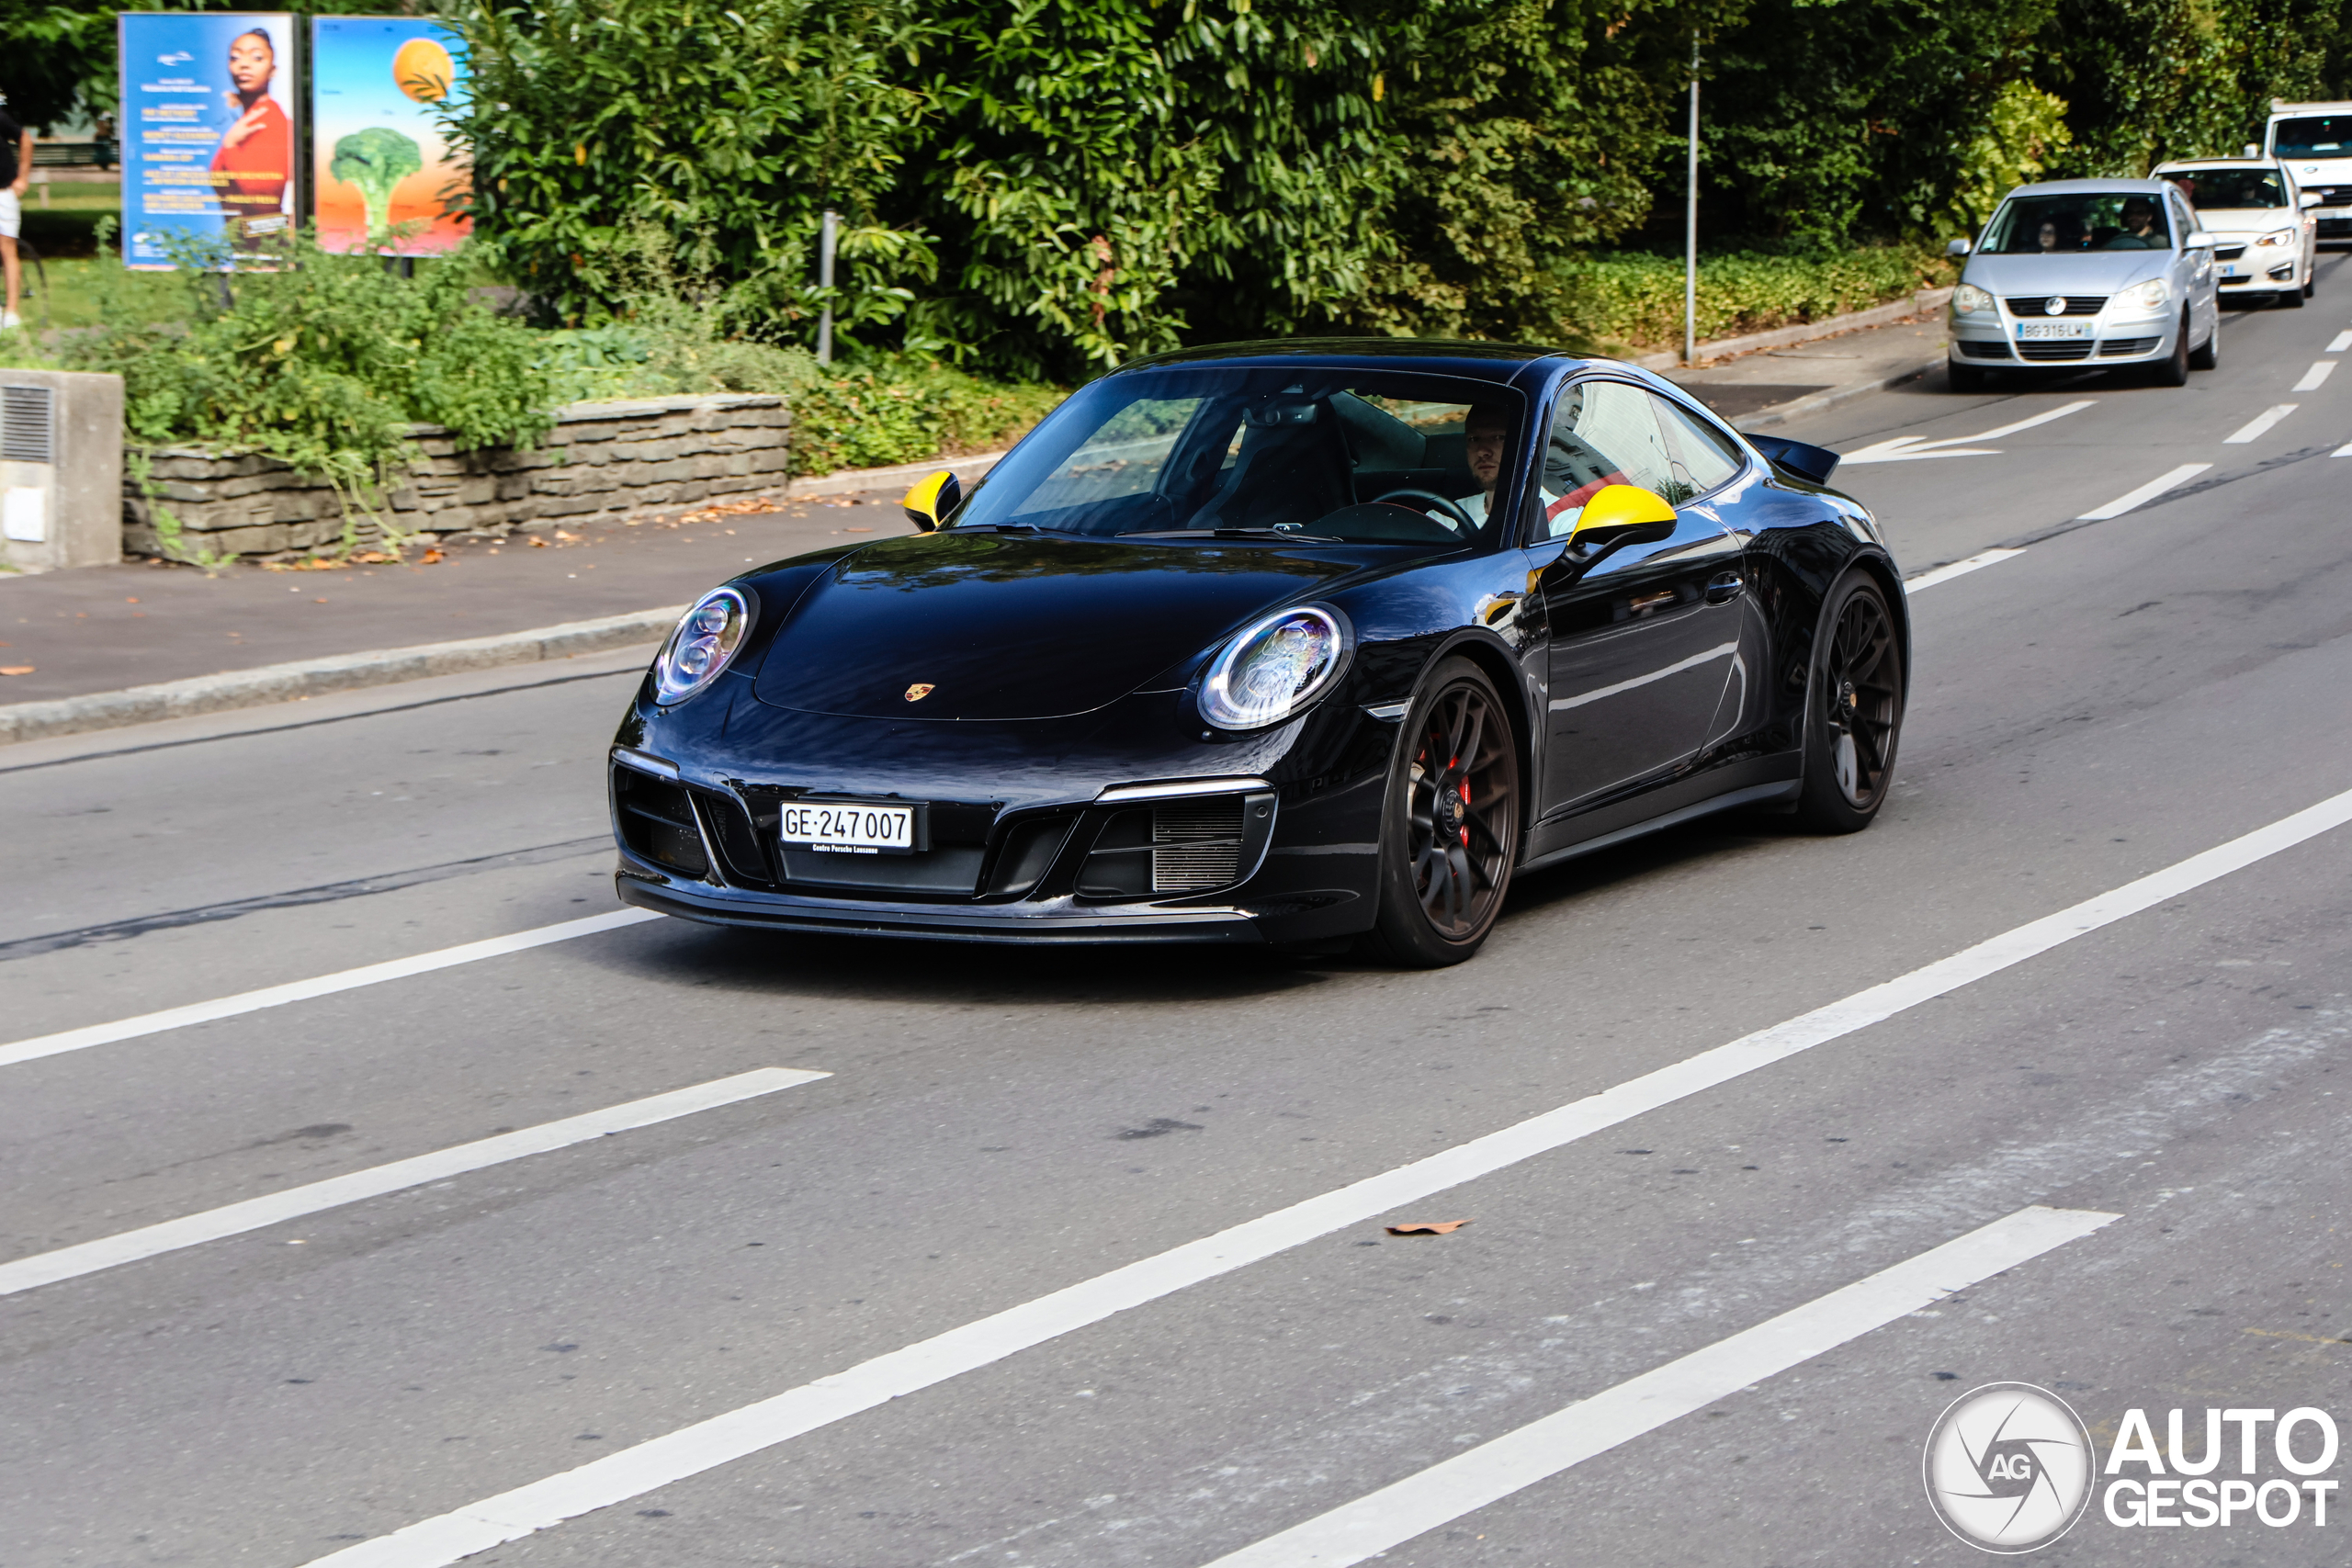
xmin=1948 ymin=360 xmax=1989 ymax=393
xmin=1362 ymin=657 xmax=1521 ymax=967
xmin=2281 ymin=284 xmax=2305 ymax=309
xmin=2304 ymin=265 xmax=2316 ymax=299
xmin=2189 ymin=315 xmax=2219 ymax=370
xmin=2150 ymin=310 xmax=2191 ymax=385
xmin=1792 ymin=573 xmax=1905 ymax=834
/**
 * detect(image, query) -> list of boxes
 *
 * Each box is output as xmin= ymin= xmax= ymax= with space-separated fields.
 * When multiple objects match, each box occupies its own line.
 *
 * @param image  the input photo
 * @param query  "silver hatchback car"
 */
xmin=1945 ymin=178 xmax=2222 ymax=391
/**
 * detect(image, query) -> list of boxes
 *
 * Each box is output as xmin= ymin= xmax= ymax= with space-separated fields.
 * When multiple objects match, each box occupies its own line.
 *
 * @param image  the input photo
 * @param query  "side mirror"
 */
xmin=902 ymin=469 xmax=961 ymax=533
xmin=2302 ymin=191 xmax=2324 ymax=209
xmin=1565 ymin=484 xmax=1678 ymax=564
xmin=1747 ymin=434 xmax=1841 ymax=486
xmin=1945 ymin=237 xmax=1973 ymax=257
xmin=2185 ymin=231 xmax=2218 ymax=250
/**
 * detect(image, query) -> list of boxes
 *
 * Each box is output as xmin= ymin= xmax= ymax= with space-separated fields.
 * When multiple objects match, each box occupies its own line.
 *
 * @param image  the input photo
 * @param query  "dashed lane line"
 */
xmin=0 ymin=1068 xmax=827 ymax=1297
xmin=2293 ymin=361 xmax=2336 ymax=392
xmin=2075 ymin=463 xmax=2212 ymax=521
xmin=0 ymin=909 xmax=662 ymax=1072
xmin=2225 ymin=404 xmax=2301 ymax=444
xmin=300 ymin=784 xmax=2352 ymax=1568
xmin=1195 ymin=1205 xmax=2117 ymax=1568
xmin=1904 ymin=547 xmax=2026 ymax=591
xmin=2328 ymin=331 xmax=2352 ymax=354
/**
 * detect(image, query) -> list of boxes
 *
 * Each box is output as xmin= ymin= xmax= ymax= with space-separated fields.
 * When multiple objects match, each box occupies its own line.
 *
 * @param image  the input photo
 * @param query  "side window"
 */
xmin=1530 ymin=380 xmax=1677 ymax=539
xmin=1647 ymin=392 xmax=1746 ymax=501
xmin=2169 ymin=193 xmax=2196 ymax=242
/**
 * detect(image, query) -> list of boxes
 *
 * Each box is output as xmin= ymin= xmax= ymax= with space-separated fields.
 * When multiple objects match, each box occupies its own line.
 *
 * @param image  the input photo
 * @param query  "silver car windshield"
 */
xmin=1984 ymin=192 xmax=2173 ymax=254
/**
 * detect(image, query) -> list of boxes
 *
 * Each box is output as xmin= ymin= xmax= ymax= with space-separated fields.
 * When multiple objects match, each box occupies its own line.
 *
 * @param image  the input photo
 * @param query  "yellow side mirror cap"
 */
xmin=902 ymin=469 xmax=962 ymax=533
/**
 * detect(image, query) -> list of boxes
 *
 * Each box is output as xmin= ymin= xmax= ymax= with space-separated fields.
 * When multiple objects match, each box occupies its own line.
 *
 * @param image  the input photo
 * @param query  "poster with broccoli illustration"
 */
xmin=311 ymin=17 xmax=469 ymax=256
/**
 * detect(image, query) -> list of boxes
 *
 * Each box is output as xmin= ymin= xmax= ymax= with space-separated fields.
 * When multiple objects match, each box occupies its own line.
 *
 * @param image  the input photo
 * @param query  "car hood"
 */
xmin=1963 ymin=253 xmax=2173 ymax=294
xmin=751 ymin=530 xmax=1369 ymax=721
xmin=2194 ymin=207 xmax=2298 ymax=233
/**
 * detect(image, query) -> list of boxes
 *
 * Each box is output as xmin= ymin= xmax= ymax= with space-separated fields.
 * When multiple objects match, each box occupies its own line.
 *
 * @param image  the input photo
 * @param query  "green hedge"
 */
xmin=1556 ymin=244 xmax=1958 ymax=355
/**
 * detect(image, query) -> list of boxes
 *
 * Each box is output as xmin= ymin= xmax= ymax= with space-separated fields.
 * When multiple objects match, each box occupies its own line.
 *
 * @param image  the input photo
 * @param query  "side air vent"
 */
xmin=614 ymin=765 xmax=708 ymax=877
xmin=1079 ymin=795 xmax=1251 ymax=897
xmin=1 ymin=385 xmax=53 ymax=463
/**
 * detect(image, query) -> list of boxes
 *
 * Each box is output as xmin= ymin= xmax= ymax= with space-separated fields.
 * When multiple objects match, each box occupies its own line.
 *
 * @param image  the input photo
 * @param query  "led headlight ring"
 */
xmin=654 ymin=586 xmax=755 ymax=705
xmin=1200 ymin=604 xmax=1351 ymax=731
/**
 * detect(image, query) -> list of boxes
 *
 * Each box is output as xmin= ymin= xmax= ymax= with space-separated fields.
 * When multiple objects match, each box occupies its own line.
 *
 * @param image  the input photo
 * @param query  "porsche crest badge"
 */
xmin=904 ymin=683 xmax=936 ymax=702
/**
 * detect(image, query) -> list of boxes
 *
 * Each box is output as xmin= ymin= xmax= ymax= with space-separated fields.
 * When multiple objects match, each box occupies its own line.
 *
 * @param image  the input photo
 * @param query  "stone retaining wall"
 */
xmin=122 ymin=391 xmax=789 ymax=559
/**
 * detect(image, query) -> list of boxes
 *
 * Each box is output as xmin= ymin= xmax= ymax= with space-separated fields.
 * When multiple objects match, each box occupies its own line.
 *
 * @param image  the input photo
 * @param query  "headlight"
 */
xmin=1951 ymin=283 xmax=1996 ymax=315
xmin=1199 ymin=605 xmax=1349 ymax=730
xmin=2120 ymin=278 xmax=2170 ymax=310
xmin=2256 ymin=228 xmax=2297 ymax=247
xmin=653 ymin=586 xmax=754 ymax=705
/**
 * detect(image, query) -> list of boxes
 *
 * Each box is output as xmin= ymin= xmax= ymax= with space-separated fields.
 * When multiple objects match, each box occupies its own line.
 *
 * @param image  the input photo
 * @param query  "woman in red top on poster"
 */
xmin=211 ymin=28 xmax=291 ymax=250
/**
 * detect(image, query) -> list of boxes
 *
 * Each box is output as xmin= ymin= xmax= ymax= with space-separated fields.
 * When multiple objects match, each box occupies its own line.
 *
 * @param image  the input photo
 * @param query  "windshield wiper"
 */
xmin=944 ymin=522 xmax=1050 ymax=534
xmin=1124 ymin=528 xmax=1344 ymax=544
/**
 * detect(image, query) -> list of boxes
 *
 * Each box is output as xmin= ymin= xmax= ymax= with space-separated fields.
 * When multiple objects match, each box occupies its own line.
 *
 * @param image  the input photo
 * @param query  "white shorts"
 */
xmin=0 ymin=188 xmax=18 ymax=240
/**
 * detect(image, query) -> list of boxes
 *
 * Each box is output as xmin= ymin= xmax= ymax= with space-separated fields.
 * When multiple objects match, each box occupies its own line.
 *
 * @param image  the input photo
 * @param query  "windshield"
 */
xmin=2273 ymin=117 xmax=2352 ymax=157
xmin=2164 ymin=169 xmax=2287 ymax=209
xmin=1982 ymin=192 xmax=2173 ymax=253
xmin=947 ymin=367 xmax=1524 ymax=547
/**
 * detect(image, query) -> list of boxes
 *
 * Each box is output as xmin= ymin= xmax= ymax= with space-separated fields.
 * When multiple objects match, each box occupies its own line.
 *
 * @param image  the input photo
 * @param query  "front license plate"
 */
xmin=779 ymin=800 xmax=920 ymax=855
xmin=2016 ymin=321 xmax=2092 ymax=340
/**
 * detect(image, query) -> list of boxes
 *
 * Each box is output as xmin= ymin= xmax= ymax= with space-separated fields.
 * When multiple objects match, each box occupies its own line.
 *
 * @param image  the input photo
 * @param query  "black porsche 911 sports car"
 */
xmin=607 ymin=339 xmax=1907 ymax=965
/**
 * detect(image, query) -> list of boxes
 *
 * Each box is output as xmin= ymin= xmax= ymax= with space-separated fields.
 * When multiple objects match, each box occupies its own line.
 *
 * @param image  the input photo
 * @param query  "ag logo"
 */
xmin=1923 ymin=1382 xmax=2095 ymax=1552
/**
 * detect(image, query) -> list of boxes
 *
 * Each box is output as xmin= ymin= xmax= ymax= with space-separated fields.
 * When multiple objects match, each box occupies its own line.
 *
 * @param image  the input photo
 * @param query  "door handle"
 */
xmin=1705 ymin=571 xmax=1745 ymax=604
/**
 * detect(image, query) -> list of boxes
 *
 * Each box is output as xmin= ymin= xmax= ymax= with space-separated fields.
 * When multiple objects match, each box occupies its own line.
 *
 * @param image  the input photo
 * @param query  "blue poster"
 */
xmin=119 ymin=13 xmax=301 ymax=267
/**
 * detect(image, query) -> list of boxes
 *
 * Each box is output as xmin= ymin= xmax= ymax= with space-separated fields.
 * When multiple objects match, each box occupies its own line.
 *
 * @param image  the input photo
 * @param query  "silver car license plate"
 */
xmin=779 ymin=800 xmax=919 ymax=855
xmin=2016 ymin=321 xmax=2092 ymax=340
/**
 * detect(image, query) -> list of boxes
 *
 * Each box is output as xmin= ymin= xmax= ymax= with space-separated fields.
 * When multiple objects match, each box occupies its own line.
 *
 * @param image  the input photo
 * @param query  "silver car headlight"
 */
xmin=2256 ymin=228 xmax=2298 ymax=247
xmin=1951 ymin=283 xmax=1996 ymax=315
xmin=1199 ymin=605 xmax=1350 ymax=730
xmin=2120 ymin=278 xmax=2170 ymax=311
xmin=653 ymin=586 xmax=754 ymax=705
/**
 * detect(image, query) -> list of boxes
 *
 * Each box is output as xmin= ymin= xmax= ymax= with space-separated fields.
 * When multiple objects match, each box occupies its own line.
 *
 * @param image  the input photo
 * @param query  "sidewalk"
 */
xmin=2 ymin=305 xmax=1948 ymax=739
xmin=0 ymin=488 xmax=917 ymax=709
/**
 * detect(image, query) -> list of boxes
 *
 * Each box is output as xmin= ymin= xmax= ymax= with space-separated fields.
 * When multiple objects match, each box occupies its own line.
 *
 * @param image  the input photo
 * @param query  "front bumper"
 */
xmin=1949 ymin=311 xmax=2175 ymax=367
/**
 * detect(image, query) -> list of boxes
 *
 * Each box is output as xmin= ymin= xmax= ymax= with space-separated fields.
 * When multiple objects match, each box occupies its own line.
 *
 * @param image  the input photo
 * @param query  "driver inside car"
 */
xmin=1432 ymin=402 xmax=1558 ymax=531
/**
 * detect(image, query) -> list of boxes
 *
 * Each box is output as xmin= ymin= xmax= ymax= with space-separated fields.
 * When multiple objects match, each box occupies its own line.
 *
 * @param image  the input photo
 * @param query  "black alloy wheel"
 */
xmin=1793 ymin=574 xmax=1905 ymax=833
xmin=1365 ymin=657 xmax=1521 ymax=966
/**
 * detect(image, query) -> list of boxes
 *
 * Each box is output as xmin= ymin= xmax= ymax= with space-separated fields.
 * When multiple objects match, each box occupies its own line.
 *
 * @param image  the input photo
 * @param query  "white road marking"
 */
xmin=1904 ymin=548 xmax=2025 ymax=591
xmin=0 ymin=909 xmax=662 ymax=1072
xmin=2293 ymin=360 xmax=2336 ymax=391
xmin=2327 ymin=332 xmax=2352 ymax=353
xmin=1838 ymin=400 xmax=2096 ymax=465
xmin=1548 ymin=643 xmax=1738 ymax=710
xmin=301 ymin=784 xmax=2352 ymax=1568
xmin=0 ymin=1069 xmax=826 ymax=1297
xmin=2075 ymin=462 xmax=2211 ymax=520
xmin=2336 ymin=443 xmax=2352 ymax=458
xmin=2224 ymin=403 xmax=2301 ymax=443
xmin=1195 ymin=1205 xmax=2117 ymax=1568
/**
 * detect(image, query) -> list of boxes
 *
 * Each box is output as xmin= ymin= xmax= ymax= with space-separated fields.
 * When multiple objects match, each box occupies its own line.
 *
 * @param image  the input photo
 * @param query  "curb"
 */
xmin=1727 ymin=352 xmax=1951 ymax=432
xmin=0 ymin=605 xmax=684 ymax=748
xmin=786 ymin=450 xmax=1009 ymax=500
xmin=1631 ymin=288 xmax=1956 ymax=372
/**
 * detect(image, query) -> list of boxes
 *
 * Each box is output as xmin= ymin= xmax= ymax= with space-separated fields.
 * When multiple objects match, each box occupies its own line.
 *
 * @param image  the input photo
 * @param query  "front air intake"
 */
xmin=1149 ymin=798 xmax=1246 ymax=892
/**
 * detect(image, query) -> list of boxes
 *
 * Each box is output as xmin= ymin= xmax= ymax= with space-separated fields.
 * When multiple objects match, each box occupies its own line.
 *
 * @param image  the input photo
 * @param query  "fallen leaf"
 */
xmin=421 ymin=547 xmax=446 ymax=564
xmin=0 ymin=665 xmax=34 ymax=676
xmin=845 ymin=526 xmax=873 ymax=533
xmin=528 ymin=536 xmax=549 ymax=548
xmin=553 ymin=529 xmax=580 ymax=541
xmin=1385 ymin=1219 xmax=1472 ymax=1235
xmin=126 ymin=596 xmax=140 ymax=604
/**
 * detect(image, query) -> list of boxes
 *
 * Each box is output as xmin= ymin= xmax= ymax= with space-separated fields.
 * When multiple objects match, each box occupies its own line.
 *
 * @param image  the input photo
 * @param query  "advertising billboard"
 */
xmin=119 ymin=12 xmax=300 ymax=267
xmin=311 ymin=17 xmax=470 ymax=256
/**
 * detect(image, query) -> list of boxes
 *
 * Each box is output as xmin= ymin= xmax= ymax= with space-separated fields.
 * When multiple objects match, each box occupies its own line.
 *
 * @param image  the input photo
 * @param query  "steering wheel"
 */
xmin=1371 ymin=488 xmax=1477 ymax=536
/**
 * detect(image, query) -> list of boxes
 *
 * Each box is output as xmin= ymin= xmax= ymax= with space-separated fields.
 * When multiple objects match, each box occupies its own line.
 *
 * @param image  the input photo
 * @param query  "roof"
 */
xmin=1114 ymin=336 xmax=1575 ymax=381
xmin=2154 ymin=157 xmax=2281 ymax=170
xmin=2003 ymin=177 xmax=2175 ymax=197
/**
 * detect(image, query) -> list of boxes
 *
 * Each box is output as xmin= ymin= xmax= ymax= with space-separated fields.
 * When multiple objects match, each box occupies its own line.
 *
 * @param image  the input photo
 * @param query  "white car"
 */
xmin=2267 ymin=101 xmax=2352 ymax=243
xmin=2156 ymin=156 xmax=2318 ymax=307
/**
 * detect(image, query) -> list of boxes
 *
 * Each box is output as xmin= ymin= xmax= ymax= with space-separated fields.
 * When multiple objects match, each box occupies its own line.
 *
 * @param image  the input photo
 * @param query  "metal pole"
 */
xmin=1684 ymin=35 xmax=1699 ymax=367
xmin=816 ymin=209 xmax=839 ymax=367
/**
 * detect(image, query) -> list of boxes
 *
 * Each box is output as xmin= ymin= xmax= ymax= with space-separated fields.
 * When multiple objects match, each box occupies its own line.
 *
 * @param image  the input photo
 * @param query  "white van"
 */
xmin=2267 ymin=101 xmax=2352 ymax=240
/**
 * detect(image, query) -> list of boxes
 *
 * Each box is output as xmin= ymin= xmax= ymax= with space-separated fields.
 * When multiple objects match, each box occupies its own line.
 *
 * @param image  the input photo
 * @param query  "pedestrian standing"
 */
xmin=0 ymin=91 xmax=31 ymax=330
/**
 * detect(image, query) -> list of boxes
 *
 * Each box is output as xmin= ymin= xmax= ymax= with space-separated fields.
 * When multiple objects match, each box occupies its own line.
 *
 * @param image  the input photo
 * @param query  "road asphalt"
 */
xmin=6 ymin=260 xmax=2352 ymax=1567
